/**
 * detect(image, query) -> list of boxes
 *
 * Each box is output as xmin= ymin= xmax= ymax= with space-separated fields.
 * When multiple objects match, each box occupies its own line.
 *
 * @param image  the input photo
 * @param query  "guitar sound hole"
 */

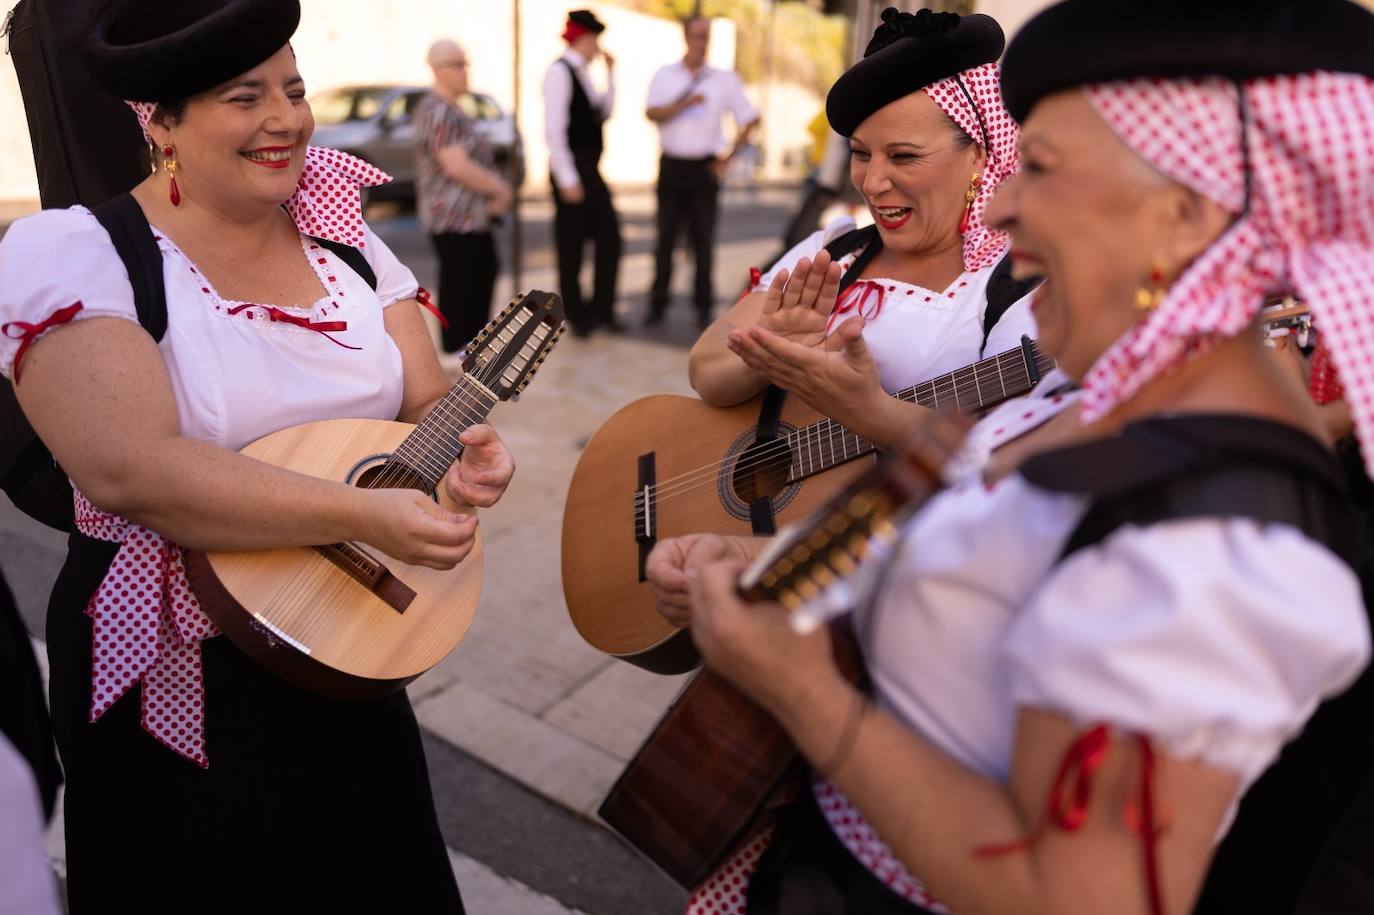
xmin=355 ymin=462 xmax=431 ymax=493
xmin=730 ymin=442 xmax=792 ymax=505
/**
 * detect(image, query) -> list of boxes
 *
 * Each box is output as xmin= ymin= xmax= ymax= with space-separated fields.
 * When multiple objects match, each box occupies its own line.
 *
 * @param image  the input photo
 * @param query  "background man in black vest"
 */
xmin=543 ymin=9 xmax=622 ymax=336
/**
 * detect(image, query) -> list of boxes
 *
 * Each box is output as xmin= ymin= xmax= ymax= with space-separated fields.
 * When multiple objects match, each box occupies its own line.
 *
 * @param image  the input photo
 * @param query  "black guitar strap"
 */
xmin=748 ymin=228 xmax=882 ymax=535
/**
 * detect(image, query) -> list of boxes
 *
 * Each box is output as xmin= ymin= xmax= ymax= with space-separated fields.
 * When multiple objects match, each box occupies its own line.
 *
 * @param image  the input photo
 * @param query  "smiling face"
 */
xmin=848 ymin=91 xmax=984 ymax=258
xmin=985 ymin=90 xmax=1233 ymax=380
xmin=148 ymin=45 xmax=313 ymax=217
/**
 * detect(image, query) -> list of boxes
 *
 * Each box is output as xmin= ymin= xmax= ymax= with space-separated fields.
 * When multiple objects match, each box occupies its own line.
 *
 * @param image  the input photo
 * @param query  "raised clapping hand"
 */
xmin=645 ymin=533 xmax=750 ymax=628
xmin=751 ymin=249 xmax=843 ymax=348
xmin=727 ymin=310 xmax=885 ymax=430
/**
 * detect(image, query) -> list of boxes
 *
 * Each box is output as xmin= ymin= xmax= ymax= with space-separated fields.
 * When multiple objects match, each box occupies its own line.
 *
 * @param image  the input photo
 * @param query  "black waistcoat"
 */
xmin=561 ymin=58 xmax=604 ymax=156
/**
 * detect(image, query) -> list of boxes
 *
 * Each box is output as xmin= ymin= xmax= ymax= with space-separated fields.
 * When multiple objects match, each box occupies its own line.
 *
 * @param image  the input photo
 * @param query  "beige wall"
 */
xmin=0 ymin=1 xmax=825 ymax=204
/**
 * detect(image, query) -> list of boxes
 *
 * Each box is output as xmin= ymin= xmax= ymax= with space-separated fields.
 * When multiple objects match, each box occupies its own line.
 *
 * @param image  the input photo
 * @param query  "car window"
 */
xmin=354 ymin=89 xmax=392 ymax=121
xmin=311 ymin=89 xmax=356 ymax=126
xmin=382 ymin=93 xmax=411 ymax=126
xmin=456 ymin=93 xmax=501 ymax=122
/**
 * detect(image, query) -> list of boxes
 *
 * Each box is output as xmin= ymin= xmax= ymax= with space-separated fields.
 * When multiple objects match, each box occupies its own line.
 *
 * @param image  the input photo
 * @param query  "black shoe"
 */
xmin=601 ymin=318 xmax=628 ymax=335
xmin=644 ymin=303 xmax=667 ymax=327
xmin=570 ymin=322 xmax=593 ymax=339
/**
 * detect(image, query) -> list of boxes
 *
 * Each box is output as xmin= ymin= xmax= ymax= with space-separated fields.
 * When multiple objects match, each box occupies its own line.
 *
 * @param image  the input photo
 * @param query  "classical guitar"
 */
xmin=599 ymin=419 xmax=967 ymax=889
xmin=187 ymin=291 xmax=566 ymax=698
xmin=562 ymin=336 xmax=1055 ymax=673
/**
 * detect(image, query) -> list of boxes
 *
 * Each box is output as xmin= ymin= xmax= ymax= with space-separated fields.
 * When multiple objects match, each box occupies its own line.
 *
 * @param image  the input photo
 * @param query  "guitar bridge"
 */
xmin=635 ymin=452 xmax=657 ymax=582
xmin=314 ymin=542 xmax=416 ymax=614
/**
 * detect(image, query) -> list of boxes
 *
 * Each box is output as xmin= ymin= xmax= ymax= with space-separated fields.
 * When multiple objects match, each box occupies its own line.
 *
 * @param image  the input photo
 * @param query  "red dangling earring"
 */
xmin=162 ymin=145 xmax=181 ymax=207
xmin=958 ymin=171 xmax=982 ymax=236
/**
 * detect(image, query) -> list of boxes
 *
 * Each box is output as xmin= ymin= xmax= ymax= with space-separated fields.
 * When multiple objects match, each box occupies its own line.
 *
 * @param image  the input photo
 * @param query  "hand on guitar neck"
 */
xmin=357 ymin=424 xmax=514 ymax=571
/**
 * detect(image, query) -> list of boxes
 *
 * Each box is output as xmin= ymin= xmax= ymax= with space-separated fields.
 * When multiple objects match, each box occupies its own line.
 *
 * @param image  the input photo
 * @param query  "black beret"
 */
xmin=85 ymin=0 xmax=301 ymax=103
xmin=1002 ymin=0 xmax=1374 ymax=123
xmin=826 ymin=8 xmax=1004 ymax=138
xmin=567 ymin=9 xmax=606 ymax=34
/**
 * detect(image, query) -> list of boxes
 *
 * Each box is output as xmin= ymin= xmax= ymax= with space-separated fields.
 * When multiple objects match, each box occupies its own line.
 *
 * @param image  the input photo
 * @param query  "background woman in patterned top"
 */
xmin=415 ymin=39 xmax=514 ymax=355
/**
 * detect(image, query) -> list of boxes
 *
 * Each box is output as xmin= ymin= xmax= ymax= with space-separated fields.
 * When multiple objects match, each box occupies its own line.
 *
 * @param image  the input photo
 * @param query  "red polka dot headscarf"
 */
xmin=1077 ymin=74 xmax=1374 ymax=473
xmin=926 ymin=63 xmax=1019 ymax=271
xmin=125 ymin=100 xmax=391 ymax=249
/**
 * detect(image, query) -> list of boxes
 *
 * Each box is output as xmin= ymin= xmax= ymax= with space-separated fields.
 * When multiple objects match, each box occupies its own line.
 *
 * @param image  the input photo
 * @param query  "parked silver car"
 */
xmin=310 ymin=85 xmax=525 ymax=204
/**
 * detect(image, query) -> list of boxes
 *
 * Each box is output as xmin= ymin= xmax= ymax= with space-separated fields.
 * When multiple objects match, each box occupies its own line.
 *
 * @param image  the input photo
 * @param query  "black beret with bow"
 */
xmin=84 ymin=0 xmax=301 ymax=103
xmin=826 ymin=8 xmax=1004 ymax=138
xmin=1001 ymin=0 xmax=1374 ymax=123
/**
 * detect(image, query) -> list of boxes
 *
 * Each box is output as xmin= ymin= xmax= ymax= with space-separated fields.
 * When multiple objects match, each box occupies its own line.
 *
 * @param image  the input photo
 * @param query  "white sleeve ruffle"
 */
xmin=1003 ymin=517 xmax=1370 ymax=784
xmin=0 ymin=207 xmax=142 ymax=380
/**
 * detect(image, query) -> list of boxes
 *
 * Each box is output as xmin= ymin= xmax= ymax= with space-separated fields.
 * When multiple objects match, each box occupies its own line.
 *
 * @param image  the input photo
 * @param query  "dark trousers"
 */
xmin=651 ymin=155 xmax=720 ymax=318
xmin=429 ymin=230 xmax=498 ymax=355
xmin=553 ymin=149 xmax=621 ymax=332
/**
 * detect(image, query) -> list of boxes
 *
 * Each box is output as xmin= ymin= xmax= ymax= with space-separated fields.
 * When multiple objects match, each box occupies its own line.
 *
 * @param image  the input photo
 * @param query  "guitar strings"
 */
xmin=636 ymin=360 xmax=1038 ymax=512
xmin=641 ymin=348 xmax=1036 ymax=503
xmin=367 ymin=315 xmax=549 ymax=492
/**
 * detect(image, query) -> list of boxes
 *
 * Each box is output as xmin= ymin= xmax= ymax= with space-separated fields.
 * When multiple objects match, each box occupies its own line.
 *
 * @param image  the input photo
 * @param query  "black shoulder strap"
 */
xmin=311 ymin=236 xmax=378 ymax=291
xmin=747 ymin=227 xmax=879 ymax=536
xmin=823 ymin=225 xmax=881 ymax=292
xmin=91 ymin=194 xmax=167 ymax=341
xmin=1022 ymin=415 xmax=1358 ymax=566
xmin=982 ymin=253 xmax=1037 ymax=351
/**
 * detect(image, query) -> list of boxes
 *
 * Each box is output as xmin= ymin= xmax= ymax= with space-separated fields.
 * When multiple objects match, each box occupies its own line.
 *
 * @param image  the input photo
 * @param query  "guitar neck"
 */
xmin=786 ymin=341 xmax=1055 ymax=483
xmin=391 ymin=375 xmax=499 ymax=491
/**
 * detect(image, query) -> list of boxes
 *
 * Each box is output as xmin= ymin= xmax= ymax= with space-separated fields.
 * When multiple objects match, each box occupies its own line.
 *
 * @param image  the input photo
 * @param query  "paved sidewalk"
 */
xmin=1 ymin=183 xmax=801 ymax=912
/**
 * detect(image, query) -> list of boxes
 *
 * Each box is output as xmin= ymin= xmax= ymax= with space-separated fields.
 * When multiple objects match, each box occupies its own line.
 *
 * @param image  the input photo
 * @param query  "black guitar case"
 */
xmin=3 ymin=0 xmax=149 ymax=530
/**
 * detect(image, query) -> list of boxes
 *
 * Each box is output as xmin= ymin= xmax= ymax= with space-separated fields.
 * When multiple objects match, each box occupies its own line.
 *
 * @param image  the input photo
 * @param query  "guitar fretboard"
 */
xmin=785 ymin=342 xmax=1055 ymax=483
xmin=392 ymin=378 xmax=499 ymax=491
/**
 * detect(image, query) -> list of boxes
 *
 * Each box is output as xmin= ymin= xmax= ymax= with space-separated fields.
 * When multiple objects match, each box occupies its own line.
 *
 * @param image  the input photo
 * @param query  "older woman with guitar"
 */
xmin=0 ymin=0 xmax=526 ymax=911
xmin=640 ymin=1 xmax=1374 ymax=913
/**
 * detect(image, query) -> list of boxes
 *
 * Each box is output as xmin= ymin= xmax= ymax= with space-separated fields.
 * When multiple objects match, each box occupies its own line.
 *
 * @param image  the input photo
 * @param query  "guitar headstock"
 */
xmin=462 ymin=290 xmax=567 ymax=400
xmin=737 ymin=414 xmax=969 ymax=632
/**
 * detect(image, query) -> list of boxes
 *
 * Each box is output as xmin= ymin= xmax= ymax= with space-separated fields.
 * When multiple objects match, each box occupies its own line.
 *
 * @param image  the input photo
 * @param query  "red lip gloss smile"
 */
xmin=874 ymin=207 xmax=912 ymax=230
xmin=242 ymin=146 xmax=294 ymax=169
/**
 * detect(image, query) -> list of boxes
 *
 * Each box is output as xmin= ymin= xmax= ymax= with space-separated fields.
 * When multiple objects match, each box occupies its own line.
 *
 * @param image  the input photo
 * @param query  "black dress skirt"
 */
xmin=48 ymin=533 xmax=465 ymax=915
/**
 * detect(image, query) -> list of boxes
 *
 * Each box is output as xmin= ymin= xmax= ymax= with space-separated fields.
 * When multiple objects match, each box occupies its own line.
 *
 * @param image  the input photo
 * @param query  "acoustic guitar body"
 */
xmin=188 ymin=418 xmax=483 ymax=699
xmin=561 ymin=393 xmax=875 ymax=674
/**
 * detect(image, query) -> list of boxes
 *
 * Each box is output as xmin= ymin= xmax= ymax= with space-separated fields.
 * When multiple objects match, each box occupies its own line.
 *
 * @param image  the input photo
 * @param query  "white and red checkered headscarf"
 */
xmin=125 ymin=100 xmax=391 ymax=249
xmin=1077 ymin=73 xmax=1374 ymax=474
xmin=926 ymin=63 xmax=1020 ymax=271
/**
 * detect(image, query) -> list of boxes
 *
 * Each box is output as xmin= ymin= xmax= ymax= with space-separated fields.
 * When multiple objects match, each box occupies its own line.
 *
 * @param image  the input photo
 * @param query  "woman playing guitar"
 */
xmin=651 ymin=0 xmax=1374 ymax=913
xmin=687 ymin=8 xmax=1035 ymax=454
xmin=0 ymin=0 xmax=514 ymax=911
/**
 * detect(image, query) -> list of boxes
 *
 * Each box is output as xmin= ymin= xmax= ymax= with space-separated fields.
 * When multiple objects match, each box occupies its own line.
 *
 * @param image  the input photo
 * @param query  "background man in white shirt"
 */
xmin=543 ymin=9 xmax=622 ymax=336
xmin=644 ymin=16 xmax=759 ymax=328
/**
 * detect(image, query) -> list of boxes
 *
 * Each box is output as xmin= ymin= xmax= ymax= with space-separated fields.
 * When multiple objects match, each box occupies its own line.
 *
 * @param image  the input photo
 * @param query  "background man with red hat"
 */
xmin=543 ymin=9 xmax=623 ymax=336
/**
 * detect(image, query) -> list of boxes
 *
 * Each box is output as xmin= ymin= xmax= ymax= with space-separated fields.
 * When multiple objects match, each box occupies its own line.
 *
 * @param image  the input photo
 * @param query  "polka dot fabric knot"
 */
xmin=1080 ymin=74 xmax=1374 ymax=477
xmin=74 ymin=488 xmax=220 ymax=768
xmin=681 ymin=780 xmax=948 ymax=915
xmin=926 ymin=63 xmax=1020 ymax=272
xmin=124 ymin=101 xmax=392 ymax=249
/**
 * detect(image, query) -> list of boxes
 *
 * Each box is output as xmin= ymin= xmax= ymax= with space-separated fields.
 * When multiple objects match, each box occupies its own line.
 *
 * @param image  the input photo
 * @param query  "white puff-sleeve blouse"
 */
xmin=753 ymin=217 xmax=1037 ymax=394
xmin=862 ymin=392 xmax=1370 ymax=798
xmin=0 ymin=206 xmax=415 ymax=451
